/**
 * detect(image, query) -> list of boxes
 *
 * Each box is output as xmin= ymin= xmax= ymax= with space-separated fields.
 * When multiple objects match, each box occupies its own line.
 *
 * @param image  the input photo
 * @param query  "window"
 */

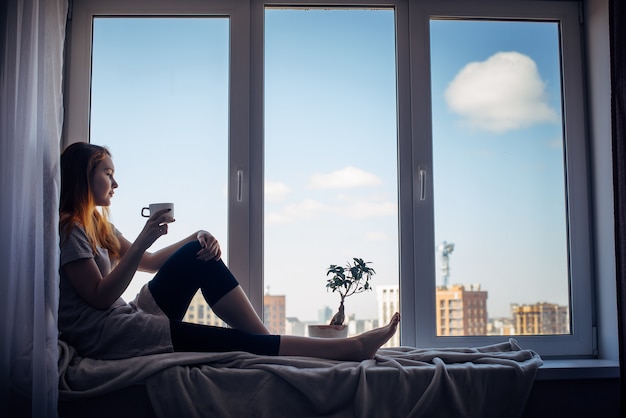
xmin=89 ymin=17 xmax=230 ymax=305
xmin=430 ymin=19 xmax=569 ymax=339
xmin=263 ymin=7 xmax=399 ymax=342
xmin=65 ymin=0 xmax=593 ymax=358
xmin=409 ymin=0 xmax=591 ymax=357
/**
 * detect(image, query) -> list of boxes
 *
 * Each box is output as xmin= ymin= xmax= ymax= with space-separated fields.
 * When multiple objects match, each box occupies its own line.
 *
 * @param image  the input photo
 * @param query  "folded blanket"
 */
xmin=58 ymin=339 xmax=542 ymax=418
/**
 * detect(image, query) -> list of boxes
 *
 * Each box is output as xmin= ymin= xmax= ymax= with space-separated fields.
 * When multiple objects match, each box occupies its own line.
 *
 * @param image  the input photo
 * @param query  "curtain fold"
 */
xmin=0 ymin=0 xmax=68 ymax=416
xmin=609 ymin=0 xmax=626 ymax=405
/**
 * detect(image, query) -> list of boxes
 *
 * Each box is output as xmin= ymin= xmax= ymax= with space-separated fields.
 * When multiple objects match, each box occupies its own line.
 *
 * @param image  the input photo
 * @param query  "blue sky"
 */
xmin=90 ymin=10 xmax=568 ymax=324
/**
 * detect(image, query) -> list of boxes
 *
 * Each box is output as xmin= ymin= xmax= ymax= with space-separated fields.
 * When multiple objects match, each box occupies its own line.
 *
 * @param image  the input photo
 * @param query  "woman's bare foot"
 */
xmin=278 ymin=312 xmax=400 ymax=361
xmin=352 ymin=312 xmax=400 ymax=360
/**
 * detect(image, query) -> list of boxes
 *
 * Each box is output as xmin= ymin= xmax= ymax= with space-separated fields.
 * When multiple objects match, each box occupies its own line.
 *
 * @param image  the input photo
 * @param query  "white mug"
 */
xmin=141 ymin=202 xmax=174 ymax=218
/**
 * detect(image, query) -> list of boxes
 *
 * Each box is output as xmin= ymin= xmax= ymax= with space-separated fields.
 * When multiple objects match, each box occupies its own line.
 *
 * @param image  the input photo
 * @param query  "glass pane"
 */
xmin=90 ymin=17 xmax=229 ymax=323
xmin=264 ymin=8 xmax=399 ymax=345
xmin=430 ymin=20 xmax=570 ymax=336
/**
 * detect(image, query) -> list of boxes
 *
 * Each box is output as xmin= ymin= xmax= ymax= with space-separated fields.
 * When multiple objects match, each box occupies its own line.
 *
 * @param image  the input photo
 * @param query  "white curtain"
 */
xmin=0 ymin=0 xmax=68 ymax=416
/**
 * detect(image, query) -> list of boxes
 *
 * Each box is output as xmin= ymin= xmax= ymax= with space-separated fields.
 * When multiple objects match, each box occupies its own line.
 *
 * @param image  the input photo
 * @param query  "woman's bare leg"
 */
xmin=211 ymin=286 xmax=271 ymax=335
xmin=278 ymin=312 xmax=400 ymax=361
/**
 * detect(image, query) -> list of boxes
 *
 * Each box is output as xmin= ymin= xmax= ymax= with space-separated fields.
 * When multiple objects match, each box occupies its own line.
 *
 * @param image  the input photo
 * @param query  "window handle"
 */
xmin=237 ymin=169 xmax=243 ymax=202
xmin=419 ymin=168 xmax=426 ymax=201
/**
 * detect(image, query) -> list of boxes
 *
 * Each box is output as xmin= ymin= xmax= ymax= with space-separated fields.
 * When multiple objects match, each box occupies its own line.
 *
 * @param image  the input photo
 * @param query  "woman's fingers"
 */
xmin=150 ymin=208 xmax=175 ymax=225
xmin=196 ymin=231 xmax=221 ymax=261
xmin=197 ymin=244 xmax=220 ymax=261
xmin=135 ymin=209 xmax=174 ymax=249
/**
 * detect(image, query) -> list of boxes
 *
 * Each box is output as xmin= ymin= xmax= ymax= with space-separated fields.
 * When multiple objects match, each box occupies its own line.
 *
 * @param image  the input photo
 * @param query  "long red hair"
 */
xmin=60 ymin=142 xmax=121 ymax=259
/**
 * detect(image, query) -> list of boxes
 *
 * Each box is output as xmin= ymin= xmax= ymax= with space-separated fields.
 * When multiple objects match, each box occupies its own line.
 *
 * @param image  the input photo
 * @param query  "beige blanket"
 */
xmin=57 ymin=338 xmax=541 ymax=418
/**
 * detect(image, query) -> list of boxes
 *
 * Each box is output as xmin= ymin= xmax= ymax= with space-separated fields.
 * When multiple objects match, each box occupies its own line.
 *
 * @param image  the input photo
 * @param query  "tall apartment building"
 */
xmin=263 ymin=293 xmax=286 ymax=335
xmin=512 ymin=302 xmax=570 ymax=335
xmin=377 ymin=285 xmax=401 ymax=347
xmin=436 ymin=284 xmax=488 ymax=336
xmin=183 ymin=290 xmax=227 ymax=327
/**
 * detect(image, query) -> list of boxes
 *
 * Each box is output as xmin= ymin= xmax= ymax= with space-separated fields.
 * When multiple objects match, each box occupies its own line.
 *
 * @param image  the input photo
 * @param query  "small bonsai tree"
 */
xmin=325 ymin=258 xmax=375 ymax=326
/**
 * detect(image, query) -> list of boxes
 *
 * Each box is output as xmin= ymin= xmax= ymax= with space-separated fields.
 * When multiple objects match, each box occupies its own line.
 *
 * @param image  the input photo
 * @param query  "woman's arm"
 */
xmin=134 ymin=229 xmax=222 ymax=272
xmin=132 ymin=232 xmax=194 ymax=273
xmin=62 ymin=209 xmax=173 ymax=309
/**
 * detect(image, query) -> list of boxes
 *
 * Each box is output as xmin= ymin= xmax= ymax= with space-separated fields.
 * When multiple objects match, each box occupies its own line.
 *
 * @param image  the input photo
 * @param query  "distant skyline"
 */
xmin=90 ymin=9 xmax=569 ymax=323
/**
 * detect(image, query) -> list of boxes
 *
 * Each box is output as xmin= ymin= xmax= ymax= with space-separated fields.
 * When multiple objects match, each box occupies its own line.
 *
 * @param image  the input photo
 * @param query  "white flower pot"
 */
xmin=307 ymin=324 xmax=348 ymax=338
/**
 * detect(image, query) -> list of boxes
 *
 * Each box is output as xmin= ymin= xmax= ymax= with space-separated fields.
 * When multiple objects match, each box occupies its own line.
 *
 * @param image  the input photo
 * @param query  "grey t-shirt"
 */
xmin=59 ymin=225 xmax=173 ymax=360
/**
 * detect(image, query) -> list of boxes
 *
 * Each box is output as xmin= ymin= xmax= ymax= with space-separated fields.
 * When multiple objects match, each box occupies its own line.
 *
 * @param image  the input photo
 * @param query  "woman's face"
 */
xmin=91 ymin=156 xmax=118 ymax=207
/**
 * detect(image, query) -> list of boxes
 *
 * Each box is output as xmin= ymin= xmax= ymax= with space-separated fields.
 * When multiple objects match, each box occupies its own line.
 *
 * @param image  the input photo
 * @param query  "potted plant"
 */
xmin=308 ymin=258 xmax=376 ymax=338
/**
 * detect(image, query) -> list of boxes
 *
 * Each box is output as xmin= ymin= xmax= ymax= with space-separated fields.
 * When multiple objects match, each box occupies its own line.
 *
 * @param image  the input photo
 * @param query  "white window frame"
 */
xmin=408 ymin=0 xmax=593 ymax=358
xmin=64 ymin=0 xmax=596 ymax=358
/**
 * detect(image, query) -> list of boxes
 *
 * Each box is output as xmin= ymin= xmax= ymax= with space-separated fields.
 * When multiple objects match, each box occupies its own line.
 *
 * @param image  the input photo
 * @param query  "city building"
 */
xmin=184 ymin=289 xmax=287 ymax=335
xmin=286 ymin=316 xmax=307 ymax=336
xmin=318 ymin=306 xmax=333 ymax=324
xmin=347 ymin=315 xmax=378 ymax=337
xmin=512 ymin=302 xmax=570 ymax=335
xmin=377 ymin=285 xmax=401 ymax=347
xmin=183 ymin=290 xmax=227 ymax=327
xmin=263 ymin=292 xmax=286 ymax=335
xmin=488 ymin=317 xmax=516 ymax=336
xmin=436 ymin=284 xmax=488 ymax=336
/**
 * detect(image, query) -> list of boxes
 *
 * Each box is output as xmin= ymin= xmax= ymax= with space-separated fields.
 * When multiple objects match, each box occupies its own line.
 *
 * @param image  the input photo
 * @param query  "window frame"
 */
xmin=63 ymin=0 xmax=596 ymax=358
xmin=408 ymin=0 xmax=593 ymax=357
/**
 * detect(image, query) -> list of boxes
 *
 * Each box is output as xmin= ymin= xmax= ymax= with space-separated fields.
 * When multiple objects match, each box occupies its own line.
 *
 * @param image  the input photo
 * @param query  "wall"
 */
xmin=523 ymin=378 xmax=620 ymax=417
xmin=525 ymin=1 xmax=622 ymax=415
xmin=586 ymin=0 xmax=619 ymax=362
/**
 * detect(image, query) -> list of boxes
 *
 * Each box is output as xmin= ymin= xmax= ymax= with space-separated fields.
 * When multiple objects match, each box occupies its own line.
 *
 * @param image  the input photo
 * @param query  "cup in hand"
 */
xmin=141 ymin=203 xmax=174 ymax=219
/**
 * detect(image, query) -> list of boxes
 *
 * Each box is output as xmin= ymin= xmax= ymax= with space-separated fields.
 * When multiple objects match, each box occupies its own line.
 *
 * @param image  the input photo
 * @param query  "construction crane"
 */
xmin=437 ymin=241 xmax=455 ymax=288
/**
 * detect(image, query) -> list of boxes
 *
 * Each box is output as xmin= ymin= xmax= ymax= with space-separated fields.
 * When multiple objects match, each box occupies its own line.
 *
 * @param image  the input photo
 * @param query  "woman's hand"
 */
xmin=196 ymin=230 xmax=221 ymax=262
xmin=135 ymin=208 xmax=175 ymax=251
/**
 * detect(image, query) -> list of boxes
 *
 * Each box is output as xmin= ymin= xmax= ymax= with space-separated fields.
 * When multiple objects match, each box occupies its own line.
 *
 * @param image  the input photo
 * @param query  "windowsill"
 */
xmin=535 ymin=359 xmax=620 ymax=380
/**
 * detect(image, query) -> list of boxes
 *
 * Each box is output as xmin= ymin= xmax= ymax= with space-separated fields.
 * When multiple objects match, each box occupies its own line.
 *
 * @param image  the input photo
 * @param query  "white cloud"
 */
xmin=548 ymin=136 xmax=564 ymax=150
xmin=266 ymin=199 xmax=327 ymax=224
xmin=334 ymin=200 xmax=397 ymax=219
xmin=265 ymin=198 xmax=396 ymax=224
xmin=308 ymin=166 xmax=382 ymax=189
xmin=445 ymin=51 xmax=559 ymax=133
xmin=265 ymin=180 xmax=291 ymax=202
xmin=364 ymin=231 xmax=391 ymax=242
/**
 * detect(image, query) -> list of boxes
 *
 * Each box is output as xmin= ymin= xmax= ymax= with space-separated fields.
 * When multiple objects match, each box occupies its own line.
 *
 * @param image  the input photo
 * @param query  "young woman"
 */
xmin=59 ymin=142 xmax=400 ymax=361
